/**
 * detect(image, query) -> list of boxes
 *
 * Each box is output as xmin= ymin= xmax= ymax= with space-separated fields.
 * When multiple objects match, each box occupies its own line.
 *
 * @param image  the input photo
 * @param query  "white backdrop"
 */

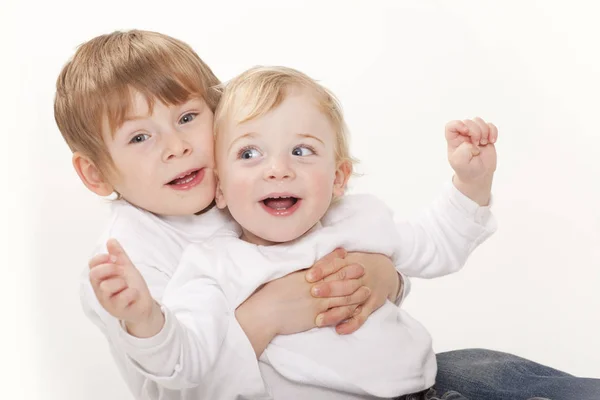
xmin=1 ymin=1 xmax=599 ymax=399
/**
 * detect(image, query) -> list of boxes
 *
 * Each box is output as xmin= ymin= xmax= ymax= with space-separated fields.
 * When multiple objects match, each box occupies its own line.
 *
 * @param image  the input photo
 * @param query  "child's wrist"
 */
xmin=452 ymin=175 xmax=493 ymax=206
xmin=124 ymin=302 xmax=165 ymax=338
xmin=235 ymin=298 xmax=278 ymax=357
xmin=388 ymin=272 xmax=403 ymax=302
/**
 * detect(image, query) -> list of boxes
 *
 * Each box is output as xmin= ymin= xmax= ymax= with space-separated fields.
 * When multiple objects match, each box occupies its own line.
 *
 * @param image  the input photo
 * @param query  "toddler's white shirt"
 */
xmin=112 ymin=184 xmax=496 ymax=399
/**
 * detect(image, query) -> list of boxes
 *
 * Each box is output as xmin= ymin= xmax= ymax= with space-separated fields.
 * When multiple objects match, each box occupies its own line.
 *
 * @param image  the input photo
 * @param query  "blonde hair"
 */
xmin=214 ymin=66 xmax=356 ymax=166
xmin=54 ymin=30 xmax=220 ymax=174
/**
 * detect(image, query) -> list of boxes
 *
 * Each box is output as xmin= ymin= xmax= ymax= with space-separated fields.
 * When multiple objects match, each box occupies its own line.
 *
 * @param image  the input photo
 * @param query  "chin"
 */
xmin=263 ymin=226 xmax=312 ymax=243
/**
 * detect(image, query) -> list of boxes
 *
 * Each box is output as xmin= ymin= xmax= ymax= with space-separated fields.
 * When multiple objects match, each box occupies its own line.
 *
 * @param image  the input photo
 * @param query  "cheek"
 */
xmin=221 ymin=168 xmax=253 ymax=200
xmin=198 ymin=136 xmax=216 ymax=166
xmin=306 ymin=164 xmax=336 ymax=191
xmin=111 ymin=156 xmax=147 ymax=187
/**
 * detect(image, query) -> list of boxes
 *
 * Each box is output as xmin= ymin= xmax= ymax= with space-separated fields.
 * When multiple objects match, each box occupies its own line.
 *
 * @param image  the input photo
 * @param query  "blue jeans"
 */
xmin=419 ymin=348 xmax=600 ymax=400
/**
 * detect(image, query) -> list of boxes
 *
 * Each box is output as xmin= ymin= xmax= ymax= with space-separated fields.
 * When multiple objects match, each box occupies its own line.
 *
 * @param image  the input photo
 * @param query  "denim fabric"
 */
xmin=396 ymin=388 xmax=469 ymax=399
xmin=432 ymin=348 xmax=600 ymax=400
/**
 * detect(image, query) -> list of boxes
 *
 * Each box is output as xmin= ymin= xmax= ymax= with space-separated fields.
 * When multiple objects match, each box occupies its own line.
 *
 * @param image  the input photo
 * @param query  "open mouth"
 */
xmin=167 ymin=168 xmax=204 ymax=190
xmin=260 ymin=195 xmax=301 ymax=216
xmin=262 ymin=196 xmax=299 ymax=210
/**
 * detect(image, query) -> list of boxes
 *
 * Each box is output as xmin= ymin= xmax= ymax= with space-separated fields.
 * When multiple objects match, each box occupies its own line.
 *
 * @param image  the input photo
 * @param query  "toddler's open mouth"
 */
xmin=262 ymin=196 xmax=299 ymax=210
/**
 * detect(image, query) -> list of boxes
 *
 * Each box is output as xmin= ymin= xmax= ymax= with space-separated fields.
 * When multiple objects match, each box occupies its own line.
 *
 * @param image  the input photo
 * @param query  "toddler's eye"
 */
xmin=292 ymin=146 xmax=315 ymax=156
xmin=179 ymin=112 xmax=198 ymax=124
xmin=130 ymin=133 xmax=150 ymax=144
xmin=240 ymin=148 xmax=261 ymax=160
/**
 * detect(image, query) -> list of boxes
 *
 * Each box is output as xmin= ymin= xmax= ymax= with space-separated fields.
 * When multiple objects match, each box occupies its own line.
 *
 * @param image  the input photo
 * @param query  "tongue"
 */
xmin=264 ymin=198 xmax=295 ymax=210
xmin=171 ymin=172 xmax=195 ymax=185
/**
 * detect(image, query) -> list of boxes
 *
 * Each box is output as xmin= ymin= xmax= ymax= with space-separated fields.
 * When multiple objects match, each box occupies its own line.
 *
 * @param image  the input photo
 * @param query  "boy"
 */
xmin=56 ymin=30 xmax=408 ymax=399
xmin=93 ymin=66 xmax=498 ymax=399
xmin=56 ymin=30 xmax=489 ymax=399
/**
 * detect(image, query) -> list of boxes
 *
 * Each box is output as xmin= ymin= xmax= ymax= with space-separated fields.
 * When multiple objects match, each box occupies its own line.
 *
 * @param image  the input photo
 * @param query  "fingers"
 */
xmin=89 ymin=263 xmax=123 ymax=285
xmin=315 ymin=305 xmax=361 ymax=328
xmin=445 ymin=120 xmax=469 ymax=141
xmin=322 ymin=262 xmax=365 ymax=283
xmin=451 ymin=141 xmax=480 ymax=166
xmin=311 ymin=276 xmax=364 ymax=298
xmin=306 ymin=248 xmax=348 ymax=282
xmin=334 ymin=300 xmax=378 ymax=335
xmin=99 ymin=277 xmax=127 ymax=295
xmin=489 ymin=122 xmax=498 ymax=144
xmin=112 ymin=287 xmax=139 ymax=309
xmin=89 ymin=253 xmax=111 ymax=269
xmin=462 ymin=119 xmax=482 ymax=145
xmin=472 ymin=117 xmax=491 ymax=145
xmin=106 ymin=238 xmax=132 ymax=265
xmin=324 ymin=286 xmax=371 ymax=309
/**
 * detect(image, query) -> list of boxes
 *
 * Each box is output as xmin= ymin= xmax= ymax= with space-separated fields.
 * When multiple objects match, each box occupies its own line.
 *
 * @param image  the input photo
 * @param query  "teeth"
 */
xmin=171 ymin=171 xmax=196 ymax=184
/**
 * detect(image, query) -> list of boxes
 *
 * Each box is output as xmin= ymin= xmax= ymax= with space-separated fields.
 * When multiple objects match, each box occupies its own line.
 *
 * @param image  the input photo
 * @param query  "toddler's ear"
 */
xmin=333 ymin=160 xmax=352 ymax=197
xmin=73 ymin=152 xmax=114 ymax=197
xmin=214 ymin=175 xmax=227 ymax=209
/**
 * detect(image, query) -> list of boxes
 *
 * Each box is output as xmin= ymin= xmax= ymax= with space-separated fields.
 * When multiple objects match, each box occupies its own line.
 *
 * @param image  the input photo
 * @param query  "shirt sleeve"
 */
xmin=80 ymin=262 xmax=179 ymax=395
xmin=321 ymin=181 xmax=497 ymax=287
xmin=111 ymin=245 xmax=260 ymax=391
xmin=392 ymin=181 xmax=497 ymax=278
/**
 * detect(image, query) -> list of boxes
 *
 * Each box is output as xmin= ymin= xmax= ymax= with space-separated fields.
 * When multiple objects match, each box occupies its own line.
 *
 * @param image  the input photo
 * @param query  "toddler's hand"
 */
xmin=446 ymin=117 xmax=498 ymax=183
xmin=446 ymin=117 xmax=498 ymax=205
xmin=88 ymin=239 xmax=163 ymax=337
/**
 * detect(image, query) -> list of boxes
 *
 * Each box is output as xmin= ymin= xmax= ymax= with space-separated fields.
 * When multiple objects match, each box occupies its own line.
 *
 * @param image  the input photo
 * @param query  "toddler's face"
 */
xmin=103 ymin=91 xmax=216 ymax=215
xmin=215 ymin=87 xmax=349 ymax=245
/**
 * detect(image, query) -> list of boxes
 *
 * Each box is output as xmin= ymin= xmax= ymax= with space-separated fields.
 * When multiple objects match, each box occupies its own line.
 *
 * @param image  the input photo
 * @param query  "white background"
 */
xmin=2 ymin=1 xmax=599 ymax=399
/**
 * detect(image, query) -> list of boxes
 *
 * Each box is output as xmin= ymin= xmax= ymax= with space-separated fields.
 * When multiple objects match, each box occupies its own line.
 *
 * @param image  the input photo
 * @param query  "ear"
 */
xmin=333 ymin=160 xmax=352 ymax=197
xmin=214 ymin=175 xmax=227 ymax=209
xmin=72 ymin=152 xmax=114 ymax=197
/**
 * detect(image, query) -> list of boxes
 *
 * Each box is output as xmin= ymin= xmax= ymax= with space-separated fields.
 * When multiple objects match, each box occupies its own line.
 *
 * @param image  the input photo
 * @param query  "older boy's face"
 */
xmin=103 ymin=91 xmax=216 ymax=215
xmin=215 ymin=87 xmax=346 ymax=245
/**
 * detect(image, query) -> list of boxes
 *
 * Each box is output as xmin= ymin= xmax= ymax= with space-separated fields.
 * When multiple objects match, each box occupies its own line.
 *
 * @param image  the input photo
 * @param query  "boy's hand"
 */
xmin=236 ymin=251 xmax=371 ymax=356
xmin=88 ymin=238 xmax=164 ymax=338
xmin=446 ymin=117 xmax=498 ymax=205
xmin=307 ymin=252 xmax=399 ymax=335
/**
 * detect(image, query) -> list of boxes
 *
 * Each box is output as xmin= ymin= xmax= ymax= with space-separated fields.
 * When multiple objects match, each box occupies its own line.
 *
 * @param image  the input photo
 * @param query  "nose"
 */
xmin=162 ymin=131 xmax=192 ymax=162
xmin=263 ymin=156 xmax=295 ymax=181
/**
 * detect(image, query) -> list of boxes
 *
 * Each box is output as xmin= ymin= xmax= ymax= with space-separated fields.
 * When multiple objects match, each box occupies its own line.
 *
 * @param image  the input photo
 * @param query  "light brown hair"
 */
xmin=54 ymin=30 xmax=220 ymax=173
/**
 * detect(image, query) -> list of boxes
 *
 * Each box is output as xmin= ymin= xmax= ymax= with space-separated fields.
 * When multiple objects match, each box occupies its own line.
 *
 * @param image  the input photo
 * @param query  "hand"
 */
xmin=236 ymin=249 xmax=371 ymax=356
xmin=88 ymin=238 xmax=163 ymax=338
xmin=446 ymin=117 xmax=498 ymax=205
xmin=308 ymin=251 xmax=400 ymax=335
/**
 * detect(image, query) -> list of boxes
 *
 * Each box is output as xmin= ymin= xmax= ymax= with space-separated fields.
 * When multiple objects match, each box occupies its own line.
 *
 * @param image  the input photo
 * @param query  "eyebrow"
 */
xmin=228 ymin=132 xmax=257 ymax=153
xmin=122 ymin=114 xmax=150 ymax=123
xmin=296 ymin=133 xmax=325 ymax=145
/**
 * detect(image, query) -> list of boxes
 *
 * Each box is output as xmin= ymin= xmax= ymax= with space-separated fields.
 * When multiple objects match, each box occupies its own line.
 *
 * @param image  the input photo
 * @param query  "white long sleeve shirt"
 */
xmin=105 ymin=184 xmax=496 ymax=399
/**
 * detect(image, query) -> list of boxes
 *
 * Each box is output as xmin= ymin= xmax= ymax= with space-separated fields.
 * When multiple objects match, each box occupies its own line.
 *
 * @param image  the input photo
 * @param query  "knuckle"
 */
xmin=345 ymin=305 xmax=356 ymax=317
xmin=99 ymin=280 xmax=110 ymax=292
xmin=355 ymin=314 xmax=366 ymax=325
xmin=360 ymin=288 xmax=370 ymax=301
xmin=335 ymin=248 xmax=347 ymax=258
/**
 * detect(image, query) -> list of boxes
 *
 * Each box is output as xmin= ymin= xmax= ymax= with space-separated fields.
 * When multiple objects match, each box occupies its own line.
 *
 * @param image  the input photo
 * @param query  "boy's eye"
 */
xmin=292 ymin=146 xmax=315 ymax=157
xmin=130 ymin=133 xmax=150 ymax=144
xmin=239 ymin=148 xmax=262 ymax=160
xmin=179 ymin=112 xmax=198 ymax=124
